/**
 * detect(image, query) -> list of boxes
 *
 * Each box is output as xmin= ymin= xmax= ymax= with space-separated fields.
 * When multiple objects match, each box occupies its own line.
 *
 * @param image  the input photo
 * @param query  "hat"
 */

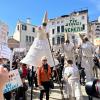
xmin=41 ymin=56 xmax=47 ymax=61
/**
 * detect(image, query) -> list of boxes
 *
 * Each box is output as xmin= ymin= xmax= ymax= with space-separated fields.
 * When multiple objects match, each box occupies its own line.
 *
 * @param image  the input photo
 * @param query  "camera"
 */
xmin=85 ymin=79 xmax=100 ymax=98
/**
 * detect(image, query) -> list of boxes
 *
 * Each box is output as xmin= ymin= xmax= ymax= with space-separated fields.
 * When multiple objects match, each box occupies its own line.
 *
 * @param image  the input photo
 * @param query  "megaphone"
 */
xmin=85 ymin=79 xmax=100 ymax=98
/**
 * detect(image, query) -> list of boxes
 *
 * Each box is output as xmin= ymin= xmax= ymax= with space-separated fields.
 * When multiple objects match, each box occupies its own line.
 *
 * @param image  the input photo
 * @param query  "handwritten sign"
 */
xmin=0 ymin=44 xmax=11 ymax=60
xmin=3 ymin=69 xmax=22 ymax=93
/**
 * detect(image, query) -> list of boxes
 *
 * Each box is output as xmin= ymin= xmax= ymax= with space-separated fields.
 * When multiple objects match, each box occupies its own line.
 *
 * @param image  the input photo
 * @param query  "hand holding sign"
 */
xmin=3 ymin=69 xmax=22 ymax=93
xmin=0 ymin=66 xmax=9 ymax=90
xmin=0 ymin=66 xmax=9 ymax=100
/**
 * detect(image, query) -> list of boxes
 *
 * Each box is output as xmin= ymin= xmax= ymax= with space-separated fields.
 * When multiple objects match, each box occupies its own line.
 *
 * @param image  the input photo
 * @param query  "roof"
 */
xmin=8 ymin=37 xmax=20 ymax=48
xmin=17 ymin=20 xmax=37 ymax=27
xmin=50 ymin=9 xmax=88 ymax=20
xmin=8 ymin=37 xmax=19 ymax=43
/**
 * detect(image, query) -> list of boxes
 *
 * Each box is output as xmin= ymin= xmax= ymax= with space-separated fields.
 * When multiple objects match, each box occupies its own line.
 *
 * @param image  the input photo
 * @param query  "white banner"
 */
xmin=3 ymin=69 xmax=22 ymax=93
xmin=0 ymin=44 xmax=11 ymax=60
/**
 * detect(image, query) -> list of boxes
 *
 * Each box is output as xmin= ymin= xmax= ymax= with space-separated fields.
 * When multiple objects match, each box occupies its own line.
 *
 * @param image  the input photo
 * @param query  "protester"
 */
xmin=12 ymin=61 xmax=18 ymax=70
xmin=0 ymin=66 xmax=9 ymax=100
xmin=3 ymin=63 xmax=12 ymax=100
xmin=21 ymin=64 xmax=28 ymax=79
xmin=27 ymin=66 xmax=38 ymax=88
xmin=64 ymin=60 xmax=83 ymax=100
xmin=37 ymin=56 xmax=51 ymax=100
xmin=15 ymin=78 xmax=28 ymax=100
xmin=81 ymin=37 xmax=95 ymax=82
xmin=27 ymin=67 xmax=32 ymax=87
xmin=63 ymin=40 xmax=75 ymax=63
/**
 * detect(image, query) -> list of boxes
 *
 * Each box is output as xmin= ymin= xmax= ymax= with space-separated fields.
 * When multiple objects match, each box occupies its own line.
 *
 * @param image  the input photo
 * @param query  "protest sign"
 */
xmin=0 ymin=44 xmax=11 ymax=60
xmin=3 ymin=69 xmax=22 ymax=93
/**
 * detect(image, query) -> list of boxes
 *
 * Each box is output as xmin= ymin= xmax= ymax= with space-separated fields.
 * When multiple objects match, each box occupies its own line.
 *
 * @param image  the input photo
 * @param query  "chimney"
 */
xmin=26 ymin=18 xmax=31 ymax=24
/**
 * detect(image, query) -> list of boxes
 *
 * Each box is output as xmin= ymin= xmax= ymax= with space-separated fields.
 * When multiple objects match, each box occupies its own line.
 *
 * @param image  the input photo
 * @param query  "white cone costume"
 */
xmin=21 ymin=12 xmax=58 ymax=67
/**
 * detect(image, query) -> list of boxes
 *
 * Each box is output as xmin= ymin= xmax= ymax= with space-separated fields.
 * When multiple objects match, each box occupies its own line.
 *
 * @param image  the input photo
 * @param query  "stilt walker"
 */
xmin=20 ymin=11 xmax=65 ymax=99
xmin=81 ymin=37 xmax=95 ymax=82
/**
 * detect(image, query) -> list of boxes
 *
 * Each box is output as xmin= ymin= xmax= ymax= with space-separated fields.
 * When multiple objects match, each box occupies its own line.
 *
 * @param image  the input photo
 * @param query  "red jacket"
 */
xmin=22 ymin=67 xmax=28 ymax=78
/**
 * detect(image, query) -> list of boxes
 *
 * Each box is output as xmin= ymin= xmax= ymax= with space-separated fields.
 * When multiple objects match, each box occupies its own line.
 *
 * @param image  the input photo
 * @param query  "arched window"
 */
xmin=61 ymin=36 xmax=65 ymax=43
xmin=52 ymin=38 xmax=55 ymax=45
xmin=57 ymin=37 xmax=60 ymax=45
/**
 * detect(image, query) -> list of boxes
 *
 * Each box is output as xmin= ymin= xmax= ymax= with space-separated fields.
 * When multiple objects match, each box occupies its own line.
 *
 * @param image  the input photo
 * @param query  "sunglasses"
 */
xmin=43 ymin=60 xmax=47 ymax=61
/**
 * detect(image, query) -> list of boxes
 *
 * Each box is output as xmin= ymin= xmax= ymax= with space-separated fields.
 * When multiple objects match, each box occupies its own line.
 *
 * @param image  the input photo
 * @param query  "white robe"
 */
xmin=81 ymin=42 xmax=95 ymax=82
xmin=63 ymin=43 xmax=75 ymax=63
xmin=64 ymin=65 xmax=82 ymax=99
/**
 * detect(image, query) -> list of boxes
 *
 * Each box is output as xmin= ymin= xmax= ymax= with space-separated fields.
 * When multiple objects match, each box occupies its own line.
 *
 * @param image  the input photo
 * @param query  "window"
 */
xmin=22 ymin=25 xmax=27 ymax=30
xmin=26 ymin=36 xmax=28 ymax=42
xmin=82 ymin=24 xmax=85 ymax=30
xmin=61 ymin=21 xmax=63 ymax=23
xmin=52 ymin=29 xmax=55 ymax=34
xmin=61 ymin=36 xmax=65 ymax=43
xmin=32 ymin=37 xmax=34 ymax=42
xmin=82 ymin=16 xmax=85 ymax=20
xmin=97 ymin=26 xmax=100 ymax=28
xmin=29 ymin=36 xmax=31 ymax=42
xmin=17 ymin=25 xmax=19 ymax=30
xmin=57 ymin=21 xmax=60 ymax=24
xmin=52 ymin=22 xmax=55 ymax=25
xmin=61 ymin=26 xmax=64 ymax=32
xmin=32 ymin=27 xmax=35 ymax=32
xmin=52 ymin=38 xmax=55 ymax=45
xmin=57 ymin=37 xmax=60 ymax=44
xmin=57 ymin=26 xmax=60 ymax=33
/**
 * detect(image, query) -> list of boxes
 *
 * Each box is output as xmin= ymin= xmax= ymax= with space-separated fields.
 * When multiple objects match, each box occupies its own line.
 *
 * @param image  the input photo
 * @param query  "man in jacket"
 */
xmin=37 ymin=56 xmax=51 ymax=100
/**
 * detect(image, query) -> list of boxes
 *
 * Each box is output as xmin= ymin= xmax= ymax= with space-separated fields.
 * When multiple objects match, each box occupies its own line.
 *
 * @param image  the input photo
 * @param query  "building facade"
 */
xmin=13 ymin=18 xmax=37 ymax=51
xmin=89 ymin=19 xmax=100 ymax=45
xmin=47 ymin=9 xmax=88 ymax=51
xmin=0 ymin=20 xmax=9 ymax=44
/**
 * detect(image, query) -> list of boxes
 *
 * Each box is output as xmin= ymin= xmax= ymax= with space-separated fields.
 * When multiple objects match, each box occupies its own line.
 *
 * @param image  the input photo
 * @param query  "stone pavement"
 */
xmin=26 ymin=83 xmax=100 ymax=100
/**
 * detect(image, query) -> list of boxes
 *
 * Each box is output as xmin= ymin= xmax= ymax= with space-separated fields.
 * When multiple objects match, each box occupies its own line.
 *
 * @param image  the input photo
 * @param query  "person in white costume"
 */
xmin=63 ymin=40 xmax=75 ymax=64
xmin=64 ymin=60 xmax=83 ymax=100
xmin=81 ymin=37 xmax=95 ymax=82
xmin=21 ymin=12 xmax=58 ymax=67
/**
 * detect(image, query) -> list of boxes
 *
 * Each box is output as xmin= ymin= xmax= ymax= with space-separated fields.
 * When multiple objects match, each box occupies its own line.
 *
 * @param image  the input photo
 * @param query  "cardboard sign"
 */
xmin=0 ymin=44 xmax=11 ymax=60
xmin=3 ymin=69 xmax=22 ymax=93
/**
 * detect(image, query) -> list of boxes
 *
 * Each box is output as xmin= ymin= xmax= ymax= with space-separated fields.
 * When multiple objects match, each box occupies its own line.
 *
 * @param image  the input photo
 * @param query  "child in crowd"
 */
xmin=64 ymin=60 xmax=83 ymax=100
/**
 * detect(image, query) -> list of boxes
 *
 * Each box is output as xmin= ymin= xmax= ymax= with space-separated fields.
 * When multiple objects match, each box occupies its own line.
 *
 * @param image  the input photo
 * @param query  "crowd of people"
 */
xmin=0 ymin=36 xmax=100 ymax=100
xmin=0 ymin=12 xmax=100 ymax=100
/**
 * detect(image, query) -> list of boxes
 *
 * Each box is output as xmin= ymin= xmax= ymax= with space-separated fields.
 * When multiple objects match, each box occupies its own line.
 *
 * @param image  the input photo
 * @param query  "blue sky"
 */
xmin=0 ymin=0 xmax=100 ymax=36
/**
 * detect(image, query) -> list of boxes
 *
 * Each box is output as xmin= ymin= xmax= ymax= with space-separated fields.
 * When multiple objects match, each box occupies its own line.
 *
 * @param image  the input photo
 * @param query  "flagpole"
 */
xmin=31 ymin=66 xmax=34 ymax=100
xmin=47 ymin=33 xmax=65 ymax=100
